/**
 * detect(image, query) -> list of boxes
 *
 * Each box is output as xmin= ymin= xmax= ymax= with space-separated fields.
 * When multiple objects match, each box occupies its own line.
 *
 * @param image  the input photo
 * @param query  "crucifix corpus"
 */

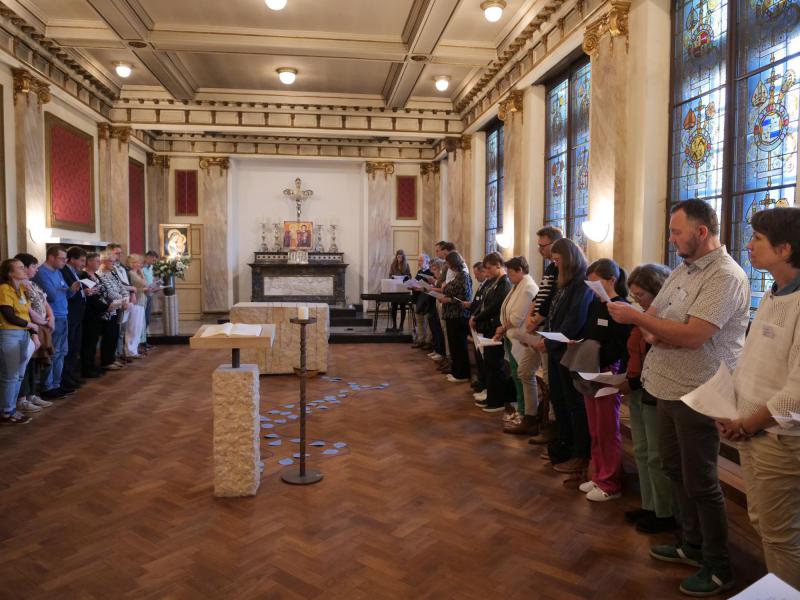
xmin=283 ymin=177 xmax=314 ymax=221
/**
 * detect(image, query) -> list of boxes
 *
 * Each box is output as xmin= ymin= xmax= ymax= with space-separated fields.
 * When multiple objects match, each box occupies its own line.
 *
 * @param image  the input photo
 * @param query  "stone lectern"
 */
xmin=190 ymin=324 xmax=276 ymax=497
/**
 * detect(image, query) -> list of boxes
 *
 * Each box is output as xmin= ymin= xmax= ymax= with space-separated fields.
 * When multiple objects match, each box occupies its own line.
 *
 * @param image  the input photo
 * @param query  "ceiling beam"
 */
xmin=382 ymin=0 xmax=462 ymax=109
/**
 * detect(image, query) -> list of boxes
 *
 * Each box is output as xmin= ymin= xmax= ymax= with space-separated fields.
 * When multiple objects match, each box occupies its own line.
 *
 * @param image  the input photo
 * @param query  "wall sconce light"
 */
xmin=581 ymin=219 xmax=610 ymax=243
xmin=495 ymin=231 xmax=513 ymax=249
xmin=265 ymin=0 xmax=288 ymax=10
xmin=481 ymin=0 xmax=507 ymax=22
xmin=277 ymin=67 xmax=297 ymax=85
xmin=28 ymin=226 xmax=53 ymax=246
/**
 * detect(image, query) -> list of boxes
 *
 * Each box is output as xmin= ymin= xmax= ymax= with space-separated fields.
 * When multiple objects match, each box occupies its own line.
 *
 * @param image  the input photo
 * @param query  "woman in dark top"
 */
xmin=577 ymin=259 xmax=632 ymax=502
xmin=439 ymin=251 xmax=472 ymax=382
xmin=534 ymin=238 xmax=594 ymax=472
xmin=80 ymin=252 xmax=114 ymax=378
xmin=411 ymin=253 xmax=434 ymax=348
xmin=387 ymin=249 xmax=412 ymax=332
xmin=471 ymin=252 xmax=514 ymax=412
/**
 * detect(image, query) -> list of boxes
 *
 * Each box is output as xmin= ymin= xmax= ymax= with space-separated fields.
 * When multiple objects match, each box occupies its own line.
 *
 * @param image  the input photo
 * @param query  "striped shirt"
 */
xmin=532 ymin=262 xmax=558 ymax=317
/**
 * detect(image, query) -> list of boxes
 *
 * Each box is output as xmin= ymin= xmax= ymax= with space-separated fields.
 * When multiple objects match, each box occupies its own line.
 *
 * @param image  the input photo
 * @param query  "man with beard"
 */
xmin=607 ymin=199 xmax=749 ymax=597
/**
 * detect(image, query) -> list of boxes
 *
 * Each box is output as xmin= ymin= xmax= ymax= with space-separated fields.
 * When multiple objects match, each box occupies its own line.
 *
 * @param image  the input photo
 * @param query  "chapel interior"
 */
xmin=0 ymin=0 xmax=797 ymax=597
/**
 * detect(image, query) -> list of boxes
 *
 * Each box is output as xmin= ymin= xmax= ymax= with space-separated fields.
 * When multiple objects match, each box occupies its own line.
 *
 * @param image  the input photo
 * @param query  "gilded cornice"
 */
xmin=97 ymin=123 xmax=110 ymax=140
xmin=498 ymin=90 xmax=524 ymax=122
xmin=12 ymin=68 xmax=50 ymax=108
xmin=420 ymin=162 xmax=440 ymax=178
xmin=582 ymin=0 xmax=631 ymax=55
xmin=199 ymin=156 xmax=230 ymax=171
xmin=147 ymin=153 xmax=170 ymax=169
xmin=365 ymin=161 xmax=395 ymax=179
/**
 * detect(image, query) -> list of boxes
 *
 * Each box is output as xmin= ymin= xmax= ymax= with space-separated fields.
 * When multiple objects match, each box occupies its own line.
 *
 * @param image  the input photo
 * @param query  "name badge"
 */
xmin=762 ymin=324 xmax=776 ymax=339
xmin=597 ymin=318 xmax=609 ymax=327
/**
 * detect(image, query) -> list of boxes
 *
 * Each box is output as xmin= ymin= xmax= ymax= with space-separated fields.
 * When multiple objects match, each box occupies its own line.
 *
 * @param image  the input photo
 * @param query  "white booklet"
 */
xmin=79 ymin=278 xmax=97 ymax=289
xmin=584 ymin=279 xmax=611 ymax=302
xmin=470 ymin=327 xmax=502 ymax=356
xmin=539 ymin=331 xmax=584 ymax=343
xmin=201 ymin=323 xmax=263 ymax=338
xmin=680 ymin=362 xmax=738 ymax=421
xmin=579 ymin=371 xmax=628 ymax=386
xmin=729 ymin=573 xmax=799 ymax=599
xmin=426 ymin=290 xmax=445 ymax=299
xmin=403 ymin=279 xmax=424 ymax=290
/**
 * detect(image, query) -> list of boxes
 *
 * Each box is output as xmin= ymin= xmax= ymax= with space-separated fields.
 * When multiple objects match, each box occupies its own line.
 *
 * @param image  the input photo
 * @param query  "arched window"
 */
xmin=669 ymin=0 xmax=799 ymax=311
xmin=485 ymin=119 xmax=504 ymax=253
xmin=544 ymin=59 xmax=591 ymax=250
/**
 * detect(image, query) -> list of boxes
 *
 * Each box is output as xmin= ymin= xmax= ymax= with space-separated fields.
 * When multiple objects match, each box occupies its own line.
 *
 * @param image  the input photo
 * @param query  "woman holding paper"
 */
xmin=97 ymin=252 xmax=130 ymax=371
xmin=124 ymin=255 xmax=148 ymax=359
xmin=387 ymin=250 xmax=412 ymax=332
xmin=533 ymin=238 xmax=594 ymax=473
xmin=439 ymin=252 xmax=472 ymax=383
xmin=575 ymin=259 xmax=632 ymax=502
xmin=496 ymin=257 xmax=539 ymax=433
xmin=718 ymin=207 xmax=800 ymax=587
xmin=471 ymin=252 xmax=513 ymax=412
xmin=622 ymin=264 xmax=676 ymax=532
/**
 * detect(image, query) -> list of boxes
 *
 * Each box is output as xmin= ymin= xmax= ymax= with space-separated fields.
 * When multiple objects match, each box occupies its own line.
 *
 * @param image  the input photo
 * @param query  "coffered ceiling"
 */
xmin=10 ymin=0 xmax=536 ymax=110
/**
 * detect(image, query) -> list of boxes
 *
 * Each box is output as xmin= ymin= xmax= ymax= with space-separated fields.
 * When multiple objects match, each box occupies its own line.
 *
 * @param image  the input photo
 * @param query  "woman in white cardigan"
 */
xmin=717 ymin=207 xmax=800 ymax=588
xmin=495 ymin=256 xmax=539 ymax=433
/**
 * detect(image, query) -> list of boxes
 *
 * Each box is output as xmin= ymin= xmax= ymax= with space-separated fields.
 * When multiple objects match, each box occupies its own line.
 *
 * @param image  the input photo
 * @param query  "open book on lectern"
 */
xmin=201 ymin=323 xmax=263 ymax=338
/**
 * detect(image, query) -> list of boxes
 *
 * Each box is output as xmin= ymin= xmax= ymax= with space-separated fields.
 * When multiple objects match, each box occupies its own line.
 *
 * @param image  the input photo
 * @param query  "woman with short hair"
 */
xmin=124 ymin=254 xmax=148 ymax=359
xmin=439 ymin=251 xmax=472 ymax=383
xmin=97 ymin=251 xmax=129 ymax=370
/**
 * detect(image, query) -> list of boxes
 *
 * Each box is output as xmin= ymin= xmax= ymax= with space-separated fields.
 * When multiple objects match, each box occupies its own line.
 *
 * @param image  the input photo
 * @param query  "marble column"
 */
xmin=98 ymin=124 xmax=131 ymax=248
xmin=420 ymin=162 xmax=440 ymax=255
xmin=12 ymin=68 xmax=50 ymax=256
xmin=365 ymin=161 xmax=394 ymax=293
xmin=500 ymin=91 xmax=525 ymax=259
xmin=199 ymin=156 xmax=230 ymax=312
xmin=444 ymin=136 xmax=473 ymax=260
xmin=146 ymin=153 xmax=170 ymax=251
xmin=584 ymin=1 xmax=631 ymax=261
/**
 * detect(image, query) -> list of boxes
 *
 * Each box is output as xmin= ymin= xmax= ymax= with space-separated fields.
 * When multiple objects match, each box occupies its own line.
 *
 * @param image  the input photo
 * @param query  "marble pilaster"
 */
xmin=365 ymin=162 xmax=394 ymax=293
xmin=146 ymin=153 xmax=169 ymax=251
xmin=200 ymin=157 xmax=230 ymax=312
xmin=445 ymin=136 xmax=472 ymax=259
xmin=13 ymin=68 xmax=49 ymax=256
xmin=98 ymin=124 xmax=131 ymax=248
xmin=500 ymin=91 xmax=525 ymax=259
xmin=212 ymin=364 xmax=261 ymax=497
xmin=420 ymin=162 xmax=440 ymax=255
xmin=584 ymin=1 xmax=631 ymax=261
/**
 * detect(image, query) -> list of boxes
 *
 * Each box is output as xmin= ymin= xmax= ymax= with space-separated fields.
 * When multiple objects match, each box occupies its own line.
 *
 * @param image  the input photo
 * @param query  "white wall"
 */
xmin=231 ymin=157 xmax=366 ymax=305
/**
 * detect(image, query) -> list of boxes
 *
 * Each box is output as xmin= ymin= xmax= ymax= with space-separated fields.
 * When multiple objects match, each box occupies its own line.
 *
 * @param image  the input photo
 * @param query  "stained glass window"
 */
xmin=669 ymin=0 xmax=799 ymax=311
xmin=485 ymin=120 xmax=504 ymax=254
xmin=544 ymin=60 xmax=591 ymax=249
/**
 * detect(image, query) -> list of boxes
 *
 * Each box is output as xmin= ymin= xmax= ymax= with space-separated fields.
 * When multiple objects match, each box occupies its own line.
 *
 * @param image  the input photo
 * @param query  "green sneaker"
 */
xmin=649 ymin=543 xmax=703 ymax=567
xmin=679 ymin=566 xmax=734 ymax=597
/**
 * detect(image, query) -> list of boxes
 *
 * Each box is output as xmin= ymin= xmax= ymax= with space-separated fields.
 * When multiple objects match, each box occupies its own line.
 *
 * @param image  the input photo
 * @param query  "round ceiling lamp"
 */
xmin=481 ymin=0 xmax=506 ymax=22
xmin=114 ymin=62 xmax=133 ymax=78
xmin=434 ymin=76 xmax=450 ymax=92
xmin=265 ymin=0 xmax=288 ymax=10
xmin=277 ymin=67 xmax=297 ymax=85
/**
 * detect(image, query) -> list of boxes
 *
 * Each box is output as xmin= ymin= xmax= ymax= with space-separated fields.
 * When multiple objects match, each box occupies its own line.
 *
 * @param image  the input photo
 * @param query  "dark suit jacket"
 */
xmin=61 ymin=265 xmax=86 ymax=320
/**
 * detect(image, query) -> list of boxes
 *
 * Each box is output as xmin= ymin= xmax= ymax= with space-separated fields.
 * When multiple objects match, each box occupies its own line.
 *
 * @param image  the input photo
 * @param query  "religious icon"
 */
xmin=159 ymin=224 xmax=191 ymax=258
xmin=282 ymin=221 xmax=314 ymax=250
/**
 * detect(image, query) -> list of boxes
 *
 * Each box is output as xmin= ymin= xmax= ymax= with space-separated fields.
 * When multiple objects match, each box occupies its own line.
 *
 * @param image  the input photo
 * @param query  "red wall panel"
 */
xmin=129 ymin=159 xmax=145 ymax=254
xmin=175 ymin=170 xmax=198 ymax=216
xmin=47 ymin=115 xmax=94 ymax=231
xmin=396 ymin=175 xmax=417 ymax=220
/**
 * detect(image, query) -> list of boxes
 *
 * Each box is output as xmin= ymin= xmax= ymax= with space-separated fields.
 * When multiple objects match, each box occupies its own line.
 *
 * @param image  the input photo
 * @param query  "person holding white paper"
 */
xmin=575 ymin=259 xmax=632 ymax=503
xmin=438 ymin=251 xmax=472 ymax=383
xmin=496 ymin=256 xmax=539 ymax=434
xmin=621 ymin=263 xmax=676 ymax=534
xmin=531 ymin=238 xmax=594 ymax=473
xmin=411 ymin=254 xmax=434 ymax=349
xmin=718 ymin=207 xmax=800 ymax=588
xmin=386 ymin=249 xmax=412 ymax=332
xmin=606 ymin=199 xmax=749 ymax=596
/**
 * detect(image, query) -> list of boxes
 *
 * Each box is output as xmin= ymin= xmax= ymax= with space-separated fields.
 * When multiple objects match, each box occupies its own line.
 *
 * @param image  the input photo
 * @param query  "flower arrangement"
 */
xmin=153 ymin=256 xmax=191 ymax=280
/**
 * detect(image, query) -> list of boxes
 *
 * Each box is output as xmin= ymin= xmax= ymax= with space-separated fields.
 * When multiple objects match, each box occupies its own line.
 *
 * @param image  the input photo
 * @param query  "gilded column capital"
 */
xmin=498 ymin=90 xmax=524 ymax=122
xmin=582 ymin=0 xmax=631 ymax=56
xmin=147 ymin=153 xmax=170 ymax=169
xmin=12 ymin=67 xmax=50 ymax=108
xmin=199 ymin=156 xmax=230 ymax=172
xmin=461 ymin=134 xmax=472 ymax=152
xmin=365 ymin=161 xmax=395 ymax=179
xmin=97 ymin=123 xmax=110 ymax=140
xmin=420 ymin=162 xmax=440 ymax=178
xmin=109 ymin=125 xmax=131 ymax=146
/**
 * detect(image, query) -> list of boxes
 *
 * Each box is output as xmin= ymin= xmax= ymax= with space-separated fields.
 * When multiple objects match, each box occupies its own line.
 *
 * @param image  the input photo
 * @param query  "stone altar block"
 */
xmin=212 ymin=364 xmax=261 ymax=497
xmin=230 ymin=302 xmax=329 ymax=374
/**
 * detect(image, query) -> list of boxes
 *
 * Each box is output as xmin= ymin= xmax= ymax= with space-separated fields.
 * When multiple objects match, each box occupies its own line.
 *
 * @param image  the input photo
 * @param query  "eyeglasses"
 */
xmin=537 ymin=242 xmax=553 ymax=249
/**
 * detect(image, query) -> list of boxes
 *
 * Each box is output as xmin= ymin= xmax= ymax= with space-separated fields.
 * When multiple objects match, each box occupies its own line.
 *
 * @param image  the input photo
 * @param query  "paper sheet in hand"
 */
xmin=512 ymin=330 xmax=541 ymax=347
xmin=729 ymin=573 xmax=799 ymax=599
xmin=426 ymin=290 xmax=445 ymax=299
xmin=680 ymin=362 xmax=738 ymax=421
xmin=470 ymin=327 xmax=502 ymax=355
xmin=595 ymin=387 xmax=619 ymax=397
xmin=79 ymin=278 xmax=96 ymax=289
xmin=584 ymin=279 xmax=611 ymax=302
xmin=403 ymin=279 xmax=423 ymax=290
xmin=579 ymin=371 xmax=628 ymax=386
xmin=538 ymin=331 xmax=582 ymax=343
xmin=790 ymin=411 xmax=800 ymax=424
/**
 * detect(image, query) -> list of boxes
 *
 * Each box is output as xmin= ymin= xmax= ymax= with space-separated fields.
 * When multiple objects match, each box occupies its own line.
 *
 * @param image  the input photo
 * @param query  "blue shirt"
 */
xmin=772 ymin=272 xmax=800 ymax=296
xmin=33 ymin=264 xmax=72 ymax=318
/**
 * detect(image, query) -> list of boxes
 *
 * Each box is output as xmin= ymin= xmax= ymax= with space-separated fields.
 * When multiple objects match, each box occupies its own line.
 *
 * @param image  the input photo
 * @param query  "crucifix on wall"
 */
xmin=283 ymin=177 xmax=314 ymax=221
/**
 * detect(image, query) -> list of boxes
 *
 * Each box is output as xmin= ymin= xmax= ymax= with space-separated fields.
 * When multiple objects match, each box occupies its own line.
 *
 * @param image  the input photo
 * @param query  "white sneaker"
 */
xmin=17 ymin=399 xmax=42 ymax=413
xmin=29 ymin=395 xmax=53 ymax=408
xmin=445 ymin=375 xmax=469 ymax=383
xmin=586 ymin=487 xmax=621 ymax=502
xmin=579 ymin=481 xmax=598 ymax=493
xmin=427 ymin=352 xmax=437 ymax=357
xmin=473 ymin=390 xmax=487 ymax=400
xmin=429 ymin=353 xmax=443 ymax=361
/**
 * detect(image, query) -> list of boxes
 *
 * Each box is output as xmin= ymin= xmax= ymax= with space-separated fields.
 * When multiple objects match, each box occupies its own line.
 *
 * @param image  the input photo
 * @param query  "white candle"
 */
xmin=298 ymin=306 xmax=309 ymax=320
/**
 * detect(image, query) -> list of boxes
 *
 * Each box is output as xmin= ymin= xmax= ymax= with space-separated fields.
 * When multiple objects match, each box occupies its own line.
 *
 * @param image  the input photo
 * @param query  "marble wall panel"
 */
xmin=15 ymin=96 xmax=45 ymax=255
xmin=366 ymin=169 xmax=393 ymax=293
xmin=200 ymin=164 xmax=229 ymax=311
xmin=109 ymin=140 xmax=130 ymax=249
xmin=421 ymin=165 xmax=439 ymax=255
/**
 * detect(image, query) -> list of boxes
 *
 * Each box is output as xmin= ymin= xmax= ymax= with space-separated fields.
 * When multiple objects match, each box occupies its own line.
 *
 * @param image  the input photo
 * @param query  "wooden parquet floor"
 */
xmin=0 ymin=344 xmax=765 ymax=599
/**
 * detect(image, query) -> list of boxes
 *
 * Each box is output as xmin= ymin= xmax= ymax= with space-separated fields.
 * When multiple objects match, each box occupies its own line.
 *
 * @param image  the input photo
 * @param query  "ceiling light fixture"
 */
xmin=277 ymin=67 xmax=297 ymax=85
xmin=481 ymin=0 xmax=506 ymax=22
xmin=265 ymin=0 xmax=288 ymax=10
xmin=434 ymin=76 xmax=450 ymax=92
xmin=114 ymin=62 xmax=132 ymax=78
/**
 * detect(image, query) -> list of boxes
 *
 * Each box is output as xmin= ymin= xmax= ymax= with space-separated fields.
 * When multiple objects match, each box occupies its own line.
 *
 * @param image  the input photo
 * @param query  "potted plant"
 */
xmin=153 ymin=256 xmax=191 ymax=296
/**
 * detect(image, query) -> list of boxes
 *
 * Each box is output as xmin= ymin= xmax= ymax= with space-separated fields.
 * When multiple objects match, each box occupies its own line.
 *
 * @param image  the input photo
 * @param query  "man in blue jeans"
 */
xmin=33 ymin=246 xmax=80 ymax=400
